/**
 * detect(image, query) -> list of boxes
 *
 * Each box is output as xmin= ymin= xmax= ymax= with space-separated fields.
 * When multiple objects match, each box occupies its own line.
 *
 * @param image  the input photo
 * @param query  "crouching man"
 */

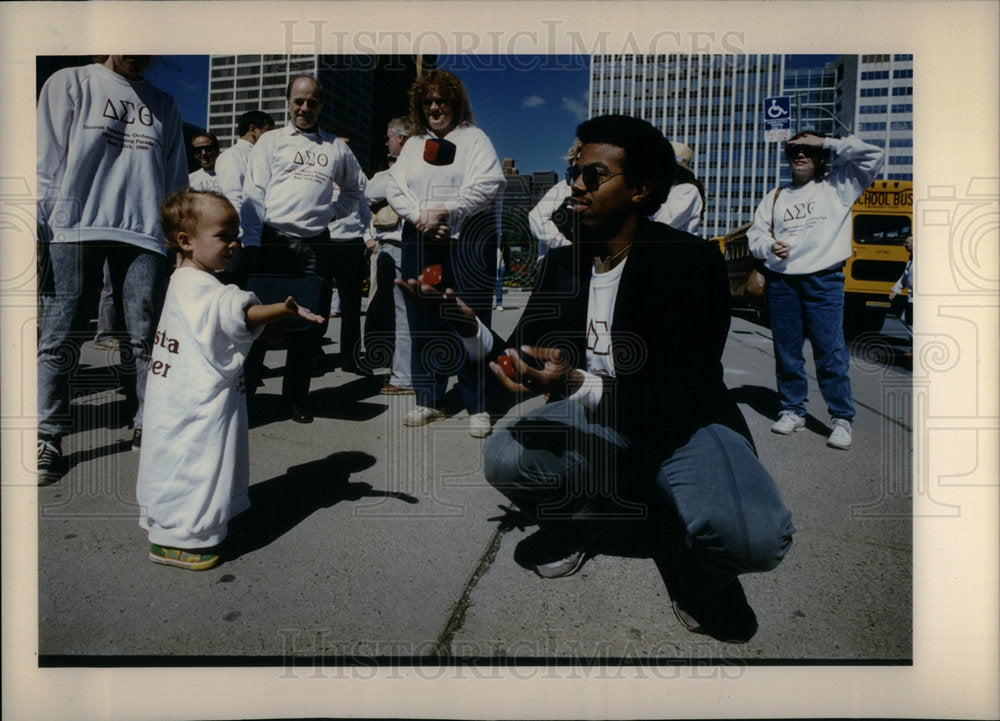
xmin=399 ymin=115 xmax=794 ymax=643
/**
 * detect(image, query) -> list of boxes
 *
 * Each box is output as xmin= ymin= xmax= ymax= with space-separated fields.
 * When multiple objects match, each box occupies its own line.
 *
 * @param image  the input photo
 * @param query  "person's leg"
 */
xmin=94 ymin=260 xmax=119 ymax=344
xmin=384 ymin=244 xmax=413 ymax=389
xmin=765 ymin=273 xmax=808 ymax=417
xmin=38 ymin=242 xmax=105 ymax=442
xmin=113 ymin=244 xmax=168 ymax=434
xmin=801 ymin=270 xmax=854 ymax=422
xmin=328 ymin=240 xmax=367 ymax=370
xmin=401 ymin=225 xmax=447 ymax=410
xmin=451 ymin=232 xmax=495 ymax=417
xmin=651 ymin=423 xmax=794 ymax=589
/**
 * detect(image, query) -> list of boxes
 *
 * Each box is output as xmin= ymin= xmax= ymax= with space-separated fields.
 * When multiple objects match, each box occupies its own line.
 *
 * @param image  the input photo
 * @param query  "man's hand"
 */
xmin=771 ymin=240 xmax=791 ymax=259
xmin=394 ymin=274 xmax=479 ymax=337
xmin=415 ymin=206 xmax=451 ymax=241
xmin=488 ymin=345 xmax=583 ymax=397
xmin=786 ymin=132 xmax=826 ymax=150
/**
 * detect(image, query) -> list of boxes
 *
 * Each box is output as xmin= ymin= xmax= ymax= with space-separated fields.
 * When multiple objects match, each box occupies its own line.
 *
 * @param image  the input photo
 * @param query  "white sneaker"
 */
xmin=468 ymin=411 xmax=492 ymax=438
xmin=771 ymin=410 xmax=806 ymax=434
xmin=403 ymin=405 xmax=445 ymax=427
xmin=827 ymin=419 xmax=853 ymax=449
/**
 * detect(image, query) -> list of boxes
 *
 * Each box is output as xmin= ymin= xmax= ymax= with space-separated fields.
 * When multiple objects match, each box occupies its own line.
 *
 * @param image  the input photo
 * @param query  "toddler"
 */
xmin=137 ymin=189 xmax=323 ymax=570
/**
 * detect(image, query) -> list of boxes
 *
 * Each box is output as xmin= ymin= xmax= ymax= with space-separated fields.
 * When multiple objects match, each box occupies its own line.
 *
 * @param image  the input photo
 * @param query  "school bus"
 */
xmin=719 ymin=179 xmax=913 ymax=338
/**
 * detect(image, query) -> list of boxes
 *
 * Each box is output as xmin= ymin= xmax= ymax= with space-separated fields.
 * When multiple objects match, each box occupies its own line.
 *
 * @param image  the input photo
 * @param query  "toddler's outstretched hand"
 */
xmin=284 ymin=296 xmax=325 ymax=324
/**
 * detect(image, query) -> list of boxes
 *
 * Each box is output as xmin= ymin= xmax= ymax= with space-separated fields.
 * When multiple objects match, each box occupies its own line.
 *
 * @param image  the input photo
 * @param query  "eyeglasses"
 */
xmin=784 ymin=144 xmax=823 ymax=160
xmin=565 ymin=164 xmax=623 ymax=191
xmin=192 ymin=146 xmax=217 ymax=155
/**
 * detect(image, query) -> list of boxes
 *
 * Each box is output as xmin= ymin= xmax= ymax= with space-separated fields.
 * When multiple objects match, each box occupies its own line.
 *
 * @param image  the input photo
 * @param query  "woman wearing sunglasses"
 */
xmin=747 ymin=130 xmax=885 ymax=450
xmin=385 ymin=69 xmax=505 ymax=438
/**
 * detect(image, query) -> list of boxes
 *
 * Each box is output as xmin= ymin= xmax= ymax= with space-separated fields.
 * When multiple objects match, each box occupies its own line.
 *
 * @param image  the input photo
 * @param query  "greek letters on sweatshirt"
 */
xmin=747 ymin=135 xmax=885 ymax=274
xmin=385 ymin=123 xmax=505 ymax=238
xmin=240 ymin=124 xmax=364 ymax=246
xmin=36 ymin=63 xmax=188 ymax=254
xmin=189 ymin=168 xmax=220 ymax=192
xmin=136 ymin=268 xmax=263 ymax=548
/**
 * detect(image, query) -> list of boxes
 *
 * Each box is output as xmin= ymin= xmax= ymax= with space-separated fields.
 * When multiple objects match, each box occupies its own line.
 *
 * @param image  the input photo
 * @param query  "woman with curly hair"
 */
xmin=386 ymin=69 xmax=505 ymax=438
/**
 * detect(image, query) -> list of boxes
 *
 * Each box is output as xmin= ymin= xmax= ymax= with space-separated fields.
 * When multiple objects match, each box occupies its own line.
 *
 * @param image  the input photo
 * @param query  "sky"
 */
xmin=151 ymin=54 xmax=837 ymax=176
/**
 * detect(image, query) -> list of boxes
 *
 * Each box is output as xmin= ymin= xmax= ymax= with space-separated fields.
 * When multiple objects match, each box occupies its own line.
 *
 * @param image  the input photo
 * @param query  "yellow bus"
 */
xmin=719 ymin=179 xmax=913 ymax=338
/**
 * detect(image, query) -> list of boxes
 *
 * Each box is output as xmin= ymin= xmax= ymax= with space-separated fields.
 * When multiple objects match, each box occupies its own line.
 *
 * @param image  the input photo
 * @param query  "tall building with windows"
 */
xmin=588 ymin=54 xmax=911 ymax=236
xmin=834 ymin=54 xmax=913 ymax=181
xmin=206 ymin=54 xmax=431 ymax=175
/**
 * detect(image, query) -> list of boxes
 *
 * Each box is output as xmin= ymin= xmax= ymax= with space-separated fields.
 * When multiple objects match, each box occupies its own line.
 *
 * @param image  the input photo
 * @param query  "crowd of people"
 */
xmin=36 ymin=55 xmax=887 ymax=643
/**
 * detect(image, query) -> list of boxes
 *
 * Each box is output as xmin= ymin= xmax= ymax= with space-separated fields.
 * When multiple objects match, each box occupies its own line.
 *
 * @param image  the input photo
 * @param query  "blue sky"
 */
xmin=152 ymin=54 xmax=836 ymax=176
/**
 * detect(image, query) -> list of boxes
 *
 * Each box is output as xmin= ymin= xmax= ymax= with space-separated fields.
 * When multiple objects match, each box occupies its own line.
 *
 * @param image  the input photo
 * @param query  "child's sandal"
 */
xmin=149 ymin=543 xmax=219 ymax=571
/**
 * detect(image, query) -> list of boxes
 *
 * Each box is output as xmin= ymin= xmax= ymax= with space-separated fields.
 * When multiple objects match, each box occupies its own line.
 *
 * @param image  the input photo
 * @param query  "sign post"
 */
xmin=763 ymin=96 xmax=791 ymax=142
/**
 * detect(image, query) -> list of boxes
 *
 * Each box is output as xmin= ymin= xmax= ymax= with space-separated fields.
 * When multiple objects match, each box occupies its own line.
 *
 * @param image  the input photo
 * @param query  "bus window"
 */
xmin=853 ymin=214 xmax=912 ymax=244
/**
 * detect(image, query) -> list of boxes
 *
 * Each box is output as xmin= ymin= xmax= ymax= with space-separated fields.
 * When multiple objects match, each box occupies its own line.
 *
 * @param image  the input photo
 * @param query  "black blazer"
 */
xmin=492 ymin=218 xmax=753 ymax=471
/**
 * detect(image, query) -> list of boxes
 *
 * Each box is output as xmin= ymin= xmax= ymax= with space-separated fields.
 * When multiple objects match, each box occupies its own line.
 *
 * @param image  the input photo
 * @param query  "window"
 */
xmin=893 ymin=68 xmax=913 ymax=78
xmin=859 ymin=122 xmax=887 ymax=131
xmin=892 ymin=86 xmax=913 ymax=96
xmin=888 ymin=155 xmax=913 ymax=165
xmin=861 ymin=70 xmax=889 ymax=80
xmin=893 ymin=54 xmax=913 ymax=61
xmin=859 ymin=104 xmax=887 ymax=114
xmin=891 ymin=103 xmax=913 ymax=113
xmin=889 ymin=138 xmax=913 ymax=148
xmin=891 ymin=121 xmax=913 ymax=130
xmin=861 ymin=87 xmax=889 ymax=97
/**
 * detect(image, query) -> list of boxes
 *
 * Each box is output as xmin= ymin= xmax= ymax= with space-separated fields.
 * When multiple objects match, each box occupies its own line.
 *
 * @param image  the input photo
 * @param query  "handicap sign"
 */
xmin=763 ymin=96 xmax=791 ymax=141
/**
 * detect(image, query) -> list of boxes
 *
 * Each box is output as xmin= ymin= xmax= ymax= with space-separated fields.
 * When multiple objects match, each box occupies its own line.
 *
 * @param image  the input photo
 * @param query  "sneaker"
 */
xmin=670 ymin=578 xmax=758 ymax=643
xmin=131 ymin=428 xmax=142 ymax=452
xmin=827 ymin=418 xmax=853 ymax=450
xmin=380 ymin=383 xmax=415 ymax=396
xmin=771 ymin=410 xmax=806 ymax=435
xmin=149 ymin=543 xmax=219 ymax=571
xmin=403 ymin=405 xmax=446 ymax=427
xmin=468 ymin=411 xmax=492 ymax=438
xmin=37 ymin=437 xmax=64 ymax=484
xmin=495 ymin=305 xmax=504 ymax=312
xmin=93 ymin=337 xmax=119 ymax=351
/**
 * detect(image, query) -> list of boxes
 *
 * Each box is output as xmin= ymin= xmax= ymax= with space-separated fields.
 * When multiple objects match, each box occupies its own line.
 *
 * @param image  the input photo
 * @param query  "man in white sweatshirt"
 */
xmin=215 ymin=110 xmax=274 ymax=215
xmin=36 ymin=55 xmax=188 ymax=482
xmin=240 ymin=74 xmax=365 ymax=423
xmin=188 ymin=132 xmax=221 ymax=191
xmin=747 ymin=131 xmax=885 ymax=450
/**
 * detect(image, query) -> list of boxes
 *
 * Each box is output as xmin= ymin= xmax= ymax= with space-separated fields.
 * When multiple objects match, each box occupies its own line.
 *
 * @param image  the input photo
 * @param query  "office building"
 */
xmin=588 ymin=54 xmax=911 ymax=236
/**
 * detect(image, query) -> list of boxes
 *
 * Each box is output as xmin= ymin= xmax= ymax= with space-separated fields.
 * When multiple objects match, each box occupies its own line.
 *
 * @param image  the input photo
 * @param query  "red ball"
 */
xmin=422 ymin=264 xmax=442 ymax=286
xmin=495 ymin=352 xmax=516 ymax=379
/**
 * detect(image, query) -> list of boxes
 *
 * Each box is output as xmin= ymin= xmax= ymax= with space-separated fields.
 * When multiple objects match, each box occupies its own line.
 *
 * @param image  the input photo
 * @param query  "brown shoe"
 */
xmin=379 ymin=383 xmax=415 ymax=396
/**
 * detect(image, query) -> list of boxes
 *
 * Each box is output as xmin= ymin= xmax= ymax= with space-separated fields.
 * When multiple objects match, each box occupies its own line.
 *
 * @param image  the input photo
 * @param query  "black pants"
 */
xmin=324 ymin=239 xmax=367 ymax=368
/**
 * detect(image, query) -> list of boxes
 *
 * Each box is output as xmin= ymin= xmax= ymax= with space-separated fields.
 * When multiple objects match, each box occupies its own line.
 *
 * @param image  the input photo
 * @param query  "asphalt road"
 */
xmin=36 ymin=290 xmax=912 ymax=663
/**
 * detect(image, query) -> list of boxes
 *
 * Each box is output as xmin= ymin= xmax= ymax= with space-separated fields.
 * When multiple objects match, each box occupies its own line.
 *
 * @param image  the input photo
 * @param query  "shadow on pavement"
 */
xmin=222 ymin=450 xmax=417 ymax=561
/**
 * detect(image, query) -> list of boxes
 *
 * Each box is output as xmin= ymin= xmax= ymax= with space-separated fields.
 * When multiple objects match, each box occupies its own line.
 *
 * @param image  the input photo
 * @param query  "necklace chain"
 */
xmin=594 ymin=243 xmax=632 ymax=273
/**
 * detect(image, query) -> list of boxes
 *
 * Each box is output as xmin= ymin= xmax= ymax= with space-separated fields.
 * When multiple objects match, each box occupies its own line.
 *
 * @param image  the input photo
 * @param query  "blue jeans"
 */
xmin=401 ymin=223 xmax=494 ymax=413
xmin=766 ymin=268 xmax=854 ymax=421
xmin=483 ymin=400 xmax=794 ymax=586
xmin=38 ymin=242 xmax=167 ymax=440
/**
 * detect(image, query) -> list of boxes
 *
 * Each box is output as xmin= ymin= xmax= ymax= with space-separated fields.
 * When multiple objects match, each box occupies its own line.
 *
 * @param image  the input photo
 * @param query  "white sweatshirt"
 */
xmin=528 ymin=181 xmax=573 ymax=252
xmin=386 ymin=123 xmax=505 ymax=238
xmin=215 ymin=138 xmax=253 ymax=213
xmin=36 ymin=63 xmax=188 ymax=255
xmin=747 ymin=135 xmax=885 ymax=274
xmin=189 ymin=167 xmax=221 ymax=193
xmin=652 ymin=183 xmax=703 ymax=234
xmin=241 ymin=124 xmax=364 ymax=245
xmin=137 ymin=268 xmax=263 ymax=548
xmin=328 ymin=167 xmax=372 ymax=241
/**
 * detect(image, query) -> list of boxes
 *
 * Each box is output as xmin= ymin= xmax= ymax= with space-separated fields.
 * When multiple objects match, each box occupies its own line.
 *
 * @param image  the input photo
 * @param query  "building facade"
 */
xmin=588 ymin=54 xmax=912 ymax=237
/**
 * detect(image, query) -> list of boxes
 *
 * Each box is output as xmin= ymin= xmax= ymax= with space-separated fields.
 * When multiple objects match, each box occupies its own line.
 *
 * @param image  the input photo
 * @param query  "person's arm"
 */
xmin=822 ymin=134 xmax=887 ymax=204
xmin=653 ymin=183 xmax=701 ymax=232
xmin=329 ymin=147 xmax=366 ymax=220
xmin=245 ymin=296 xmax=324 ymax=328
xmin=36 ymin=71 xmax=75 ymax=238
xmin=215 ymin=147 xmax=244 ymax=213
xmin=439 ymin=128 xmax=506 ymax=228
xmin=747 ymin=191 xmax=785 ymax=260
xmin=162 ymin=100 xmax=189 ymax=194
xmin=385 ymin=145 xmax=421 ymax=223
xmin=528 ymin=183 xmax=572 ymax=250
xmin=240 ymin=135 xmax=273 ymax=247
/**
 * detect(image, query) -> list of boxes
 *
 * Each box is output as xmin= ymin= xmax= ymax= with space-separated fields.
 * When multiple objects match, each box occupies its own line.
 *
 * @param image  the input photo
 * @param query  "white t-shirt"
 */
xmin=652 ymin=183 xmax=703 ymax=234
xmin=215 ymin=137 xmax=253 ymax=212
xmin=137 ymin=268 xmax=263 ymax=548
xmin=189 ymin=167 xmax=221 ymax=192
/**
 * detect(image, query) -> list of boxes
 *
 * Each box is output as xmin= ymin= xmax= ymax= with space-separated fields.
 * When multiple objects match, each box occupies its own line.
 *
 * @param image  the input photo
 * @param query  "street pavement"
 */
xmin=36 ymin=289 xmax=912 ymax=663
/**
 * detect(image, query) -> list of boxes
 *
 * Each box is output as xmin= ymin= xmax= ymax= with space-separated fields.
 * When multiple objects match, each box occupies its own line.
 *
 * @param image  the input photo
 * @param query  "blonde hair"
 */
xmin=159 ymin=189 xmax=235 ymax=249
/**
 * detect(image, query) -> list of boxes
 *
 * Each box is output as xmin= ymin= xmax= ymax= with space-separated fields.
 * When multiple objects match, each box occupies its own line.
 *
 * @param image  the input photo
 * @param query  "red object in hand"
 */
xmin=422 ymin=264 xmax=442 ymax=286
xmin=495 ymin=352 xmax=516 ymax=379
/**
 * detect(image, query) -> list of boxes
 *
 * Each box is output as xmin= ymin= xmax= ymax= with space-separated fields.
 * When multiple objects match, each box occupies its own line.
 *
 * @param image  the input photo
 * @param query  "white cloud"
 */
xmin=561 ymin=96 xmax=588 ymax=122
xmin=522 ymin=94 xmax=546 ymax=109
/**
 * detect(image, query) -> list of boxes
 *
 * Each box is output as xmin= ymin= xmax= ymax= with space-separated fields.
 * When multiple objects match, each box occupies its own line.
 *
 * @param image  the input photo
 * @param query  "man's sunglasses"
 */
xmin=784 ymin=144 xmax=824 ymax=161
xmin=566 ymin=164 xmax=623 ymax=191
xmin=192 ymin=146 xmax=218 ymax=155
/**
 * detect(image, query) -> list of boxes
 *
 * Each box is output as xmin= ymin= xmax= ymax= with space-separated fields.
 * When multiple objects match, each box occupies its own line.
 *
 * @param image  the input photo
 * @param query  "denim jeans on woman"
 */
xmin=38 ymin=241 xmax=167 ymax=440
xmin=765 ymin=267 xmax=855 ymax=421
